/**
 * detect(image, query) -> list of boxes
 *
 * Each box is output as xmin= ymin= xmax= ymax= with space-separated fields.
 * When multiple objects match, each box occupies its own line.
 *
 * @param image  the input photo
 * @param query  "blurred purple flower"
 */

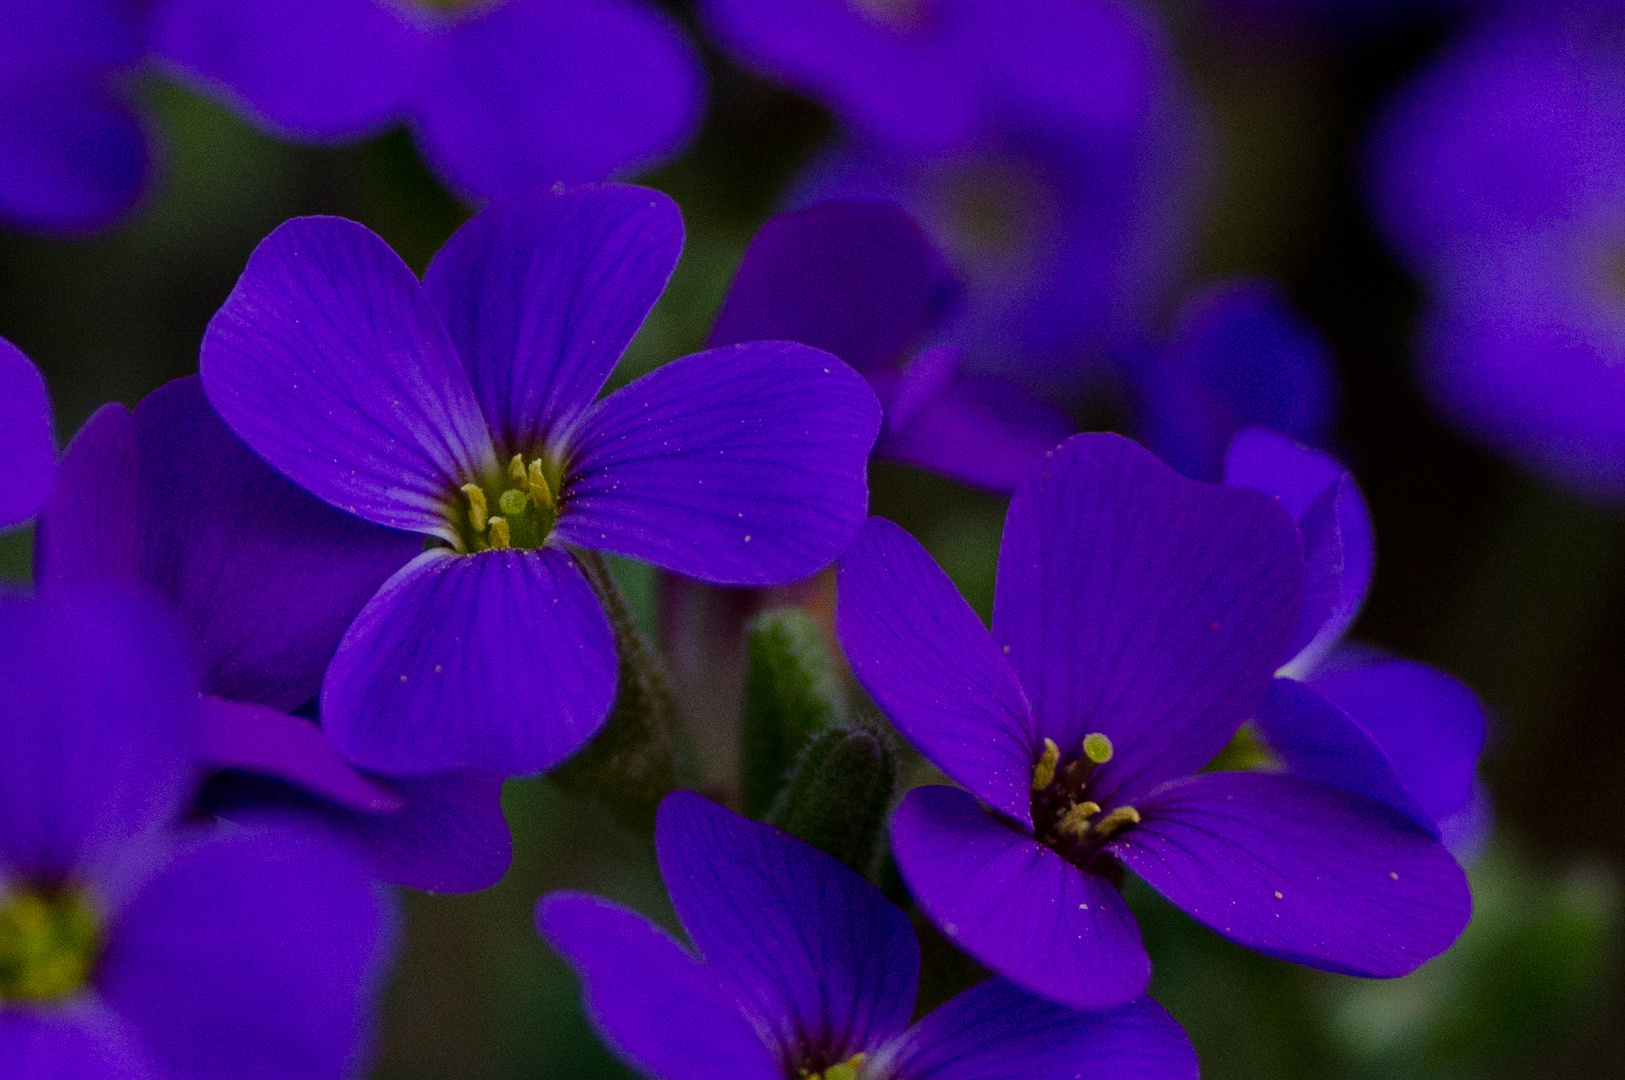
xmin=837 ymin=434 xmax=1472 ymax=1010
xmin=0 ymin=587 xmax=394 ymax=1079
xmin=0 ymin=0 xmax=150 ymax=232
xmin=709 ymin=200 xmax=1070 ymax=493
xmin=1368 ymin=5 xmax=1625 ymax=499
xmin=0 ymin=337 xmax=55 ymax=530
xmin=1224 ymin=428 xmax=1490 ymax=857
xmin=200 ymin=184 xmax=881 ymax=778
xmin=538 ymin=791 xmax=1199 ymax=1080
xmin=34 ymin=377 xmax=512 ymax=893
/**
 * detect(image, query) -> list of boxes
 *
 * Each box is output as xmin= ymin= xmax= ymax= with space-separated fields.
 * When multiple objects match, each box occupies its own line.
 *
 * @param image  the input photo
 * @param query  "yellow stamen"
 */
xmin=1056 ymin=800 xmax=1100 ymax=840
xmin=488 ymin=517 xmax=512 ymax=549
xmin=820 ymin=1053 xmax=867 ymax=1080
xmin=527 ymin=458 xmax=555 ymax=510
xmin=1092 ymin=805 xmax=1140 ymax=840
xmin=1082 ymin=732 xmax=1114 ymax=765
xmin=508 ymin=454 xmax=527 ymax=486
xmin=461 ymin=484 xmax=489 ymax=532
xmin=1031 ymin=737 xmax=1060 ymax=791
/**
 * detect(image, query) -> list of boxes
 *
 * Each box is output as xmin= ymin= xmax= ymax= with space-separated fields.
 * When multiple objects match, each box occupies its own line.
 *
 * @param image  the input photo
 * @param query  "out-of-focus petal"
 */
xmin=422 ymin=185 xmax=682 ymax=452
xmin=836 ymin=518 xmax=1036 ymax=824
xmin=321 ymin=548 xmax=616 ymax=777
xmin=994 ymin=434 xmax=1303 ymax=805
xmin=0 ymin=74 xmax=148 ymax=234
xmin=0 ymin=1005 xmax=152 ymax=1080
xmin=337 ymin=770 xmax=511 ymax=894
xmin=557 ymin=344 xmax=880 ymax=584
xmin=34 ymin=405 xmax=140 ymax=590
xmin=201 ymin=216 xmax=495 ymax=541
xmin=1109 ymin=770 xmax=1471 ymax=978
xmin=537 ymin=891 xmax=782 ymax=1080
xmin=890 ymin=785 xmax=1150 ymax=1011
xmin=198 ymin=697 xmax=404 ymax=815
xmin=411 ymin=0 xmax=704 ymax=198
xmin=99 ymin=823 xmax=396 ymax=1080
xmin=656 ymin=792 xmax=918 ymax=1060
xmin=0 ymin=338 xmax=55 ymax=529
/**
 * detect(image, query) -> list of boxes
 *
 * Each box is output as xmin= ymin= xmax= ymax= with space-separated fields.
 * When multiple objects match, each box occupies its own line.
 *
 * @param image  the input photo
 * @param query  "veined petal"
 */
xmin=410 ymin=0 xmax=704 ymax=199
xmin=708 ymin=201 xmax=951 ymax=372
xmin=201 ymin=216 xmax=496 ymax=540
xmin=657 ymin=792 xmax=918 ymax=1061
xmin=557 ymin=343 xmax=880 ymax=584
xmin=537 ymin=892 xmax=782 ymax=1080
xmin=34 ymin=404 xmax=140 ymax=589
xmin=890 ymin=785 xmax=1150 ymax=1011
xmin=836 ymin=518 xmax=1036 ymax=824
xmin=881 ymin=982 xmax=1197 ymax=1080
xmin=0 ymin=337 xmax=55 ymax=529
xmin=321 ymin=548 xmax=617 ymax=777
xmin=994 ymin=434 xmax=1303 ymax=804
xmin=422 ymin=185 xmax=682 ymax=453
xmin=99 ymin=823 xmax=396 ymax=1080
xmin=1109 ymin=771 xmax=1471 ymax=978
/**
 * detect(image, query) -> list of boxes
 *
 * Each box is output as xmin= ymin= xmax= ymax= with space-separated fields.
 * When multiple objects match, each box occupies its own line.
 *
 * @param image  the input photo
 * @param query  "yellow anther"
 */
xmin=1031 ymin=737 xmax=1061 ymax=791
xmin=1092 ymin=805 xmax=1141 ymax=841
xmin=527 ymin=458 xmax=555 ymax=510
xmin=508 ymin=454 xmax=528 ymax=486
xmin=487 ymin=517 xmax=512 ymax=549
xmin=821 ymin=1053 xmax=867 ymax=1080
xmin=498 ymin=488 xmax=529 ymax=517
xmin=1056 ymin=800 xmax=1100 ymax=840
xmin=1082 ymin=732 xmax=1114 ymax=765
xmin=461 ymin=484 xmax=489 ymax=532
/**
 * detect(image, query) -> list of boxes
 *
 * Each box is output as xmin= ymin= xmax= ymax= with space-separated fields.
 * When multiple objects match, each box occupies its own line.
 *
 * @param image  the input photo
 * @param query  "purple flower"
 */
xmin=1224 ymin=427 xmax=1490 ymax=856
xmin=200 ymin=184 xmax=881 ymax=778
xmin=0 ymin=1 xmax=149 ymax=232
xmin=538 ymin=791 xmax=1199 ymax=1080
xmin=147 ymin=0 xmax=704 ymax=201
xmin=0 ymin=338 xmax=55 ymax=530
xmin=836 ymin=433 xmax=1472 ymax=1010
xmin=35 ymin=377 xmax=512 ymax=893
xmin=0 ymin=587 xmax=395 ymax=1079
xmin=709 ymin=200 xmax=1069 ymax=494
xmin=1139 ymin=279 xmax=1338 ymax=483
xmin=1367 ymin=6 xmax=1625 ymax=499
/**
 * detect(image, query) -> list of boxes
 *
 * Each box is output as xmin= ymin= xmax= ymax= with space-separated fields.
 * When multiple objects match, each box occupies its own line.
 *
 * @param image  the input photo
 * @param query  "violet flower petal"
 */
xmin=558 ymin=343 xmax=880 ymax=585
xmin=422 ymin=185 xmax=682 ymax=453
xmin=0 ymin=337 xmax=55 ymax=529
xmin=337 ymin=770 xmax=511 ymax=894
xmin=0 ymin=590 xmax=198 ymax=882
xmin=656 ymin=791 xmax=918 ymax=1059
xmin=994 ymin=434 xmax=1303 ymax=804
xmin=1109 ymin=770 xmax=1471 ymax=978
xmin=836 ymin=517 xmax=1036 ymax=825
xmin=883 ymin=982 xmax=1197 ymax=1080
xmin=890 ymin=785 xmax=1150 ymax=1012
xmin=321 ymin=548 xmax=617 ymax=777
xmin=99 ymin=824 xmax=396 ymax=1080
xmin=201 ymin=216 xmax=496 ymax=540
xmin=34 ymin=404 xmax=140 ymax=589
xmin=411 ymin=0 xmax=704 ymax=198
xmin=148 ymin=0 xmax=429 ymax=141
xmin=198 ymin=697 xmax=404 ymax=815
xmin=0 ymin=74 xmax=148 ymax=234
xmin=0 ymin=1006 xmax=150 ymax=1080
xmin=537 ymin=891 xmax=782 ymax=1080
xmin=1311 ymin=658 xmax=1487 ymax=829
xmin=133 ymin=376 xmax=420 ymax=710
xmin=707 ymin=200 xmax=951 ymax=372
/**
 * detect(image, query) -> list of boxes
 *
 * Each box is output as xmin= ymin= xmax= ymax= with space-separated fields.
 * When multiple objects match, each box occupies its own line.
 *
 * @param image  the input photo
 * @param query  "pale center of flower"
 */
xmin=932 ymin=156 xmax=1052 ymax=278
xmin=0 ymin=885 xmax=102 ymax=1003
xmin=846 ymin=0 xmax=924 ymax=30
xmin=1030 ymin=733 xmax=1140 ymax=868
xmin=805 ymin=1052 xmax=869 ymax=1080
xmin=452 ymin=453 xmax=563 ymax=554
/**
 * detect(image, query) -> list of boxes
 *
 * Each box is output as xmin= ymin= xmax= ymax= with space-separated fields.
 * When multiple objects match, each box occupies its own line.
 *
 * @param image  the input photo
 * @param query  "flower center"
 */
xmin=452 ymin=453 xmax=563 ymax=554
xmin=0 ymin=886 xmax=102 ymax=1003
xmin=1030 ymin=733 xmax=1140 ymax=868
xmin=805 ymin=1052 xmax=868 ymax=1080
xmin=846 ymin=0 xmax=923 ymax=30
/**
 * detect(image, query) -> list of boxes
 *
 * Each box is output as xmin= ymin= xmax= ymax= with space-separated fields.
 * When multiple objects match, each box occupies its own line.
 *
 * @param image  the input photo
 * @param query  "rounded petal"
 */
xmin=1109 ymin=771 xmax=1472 ymax=978
xmin=0 ymin=590 xmax=198 ymax=883
xmin=536 ymin=892 xmax=781 ymax=1080
xmin=34 ymin=404 xmax=140 ymax=589
xmin=0 ymin=337 xmax=55 ymax=528
xmin=0 ymin=74 xmax=149 ymax=234
xmin=890 ymin=785 xmax=1150 ymax=1011
xmin=421 ymin=185 xmax=683 ymax=453
xmin=882 ymin=982 xmax=1197 ymax=1080
xmin=0 ymin=1005 xmax=153 ymax=1080
xmin=201 ymin=215 xmax=495 ymax=539
xmin=836 ymin=518 xmax=1036 ymax=824
xmin=321 ymin=548 xmax=617 ymax=777
xmin=993 ymin=434 xmax=1303 ymax=804
xmin=99 ymin=823 xmax=397 ymax=1080
xmin=148 ymin=0 xmax=429 ymax=141
xmin=411 ymin=0 xmax=704 ymax=198
xmin=708 ymin=200 xmax=952 ymax=372
xmin=656 ymin=791 xmax=918 ymax=1059
xmin=557 ymin=343 xmax=881 ymax=585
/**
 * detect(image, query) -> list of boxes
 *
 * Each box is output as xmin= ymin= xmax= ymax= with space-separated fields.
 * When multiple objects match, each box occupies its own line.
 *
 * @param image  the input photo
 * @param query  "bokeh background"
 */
xmin=3 ymin=1 xmax=1621 ymax=1077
